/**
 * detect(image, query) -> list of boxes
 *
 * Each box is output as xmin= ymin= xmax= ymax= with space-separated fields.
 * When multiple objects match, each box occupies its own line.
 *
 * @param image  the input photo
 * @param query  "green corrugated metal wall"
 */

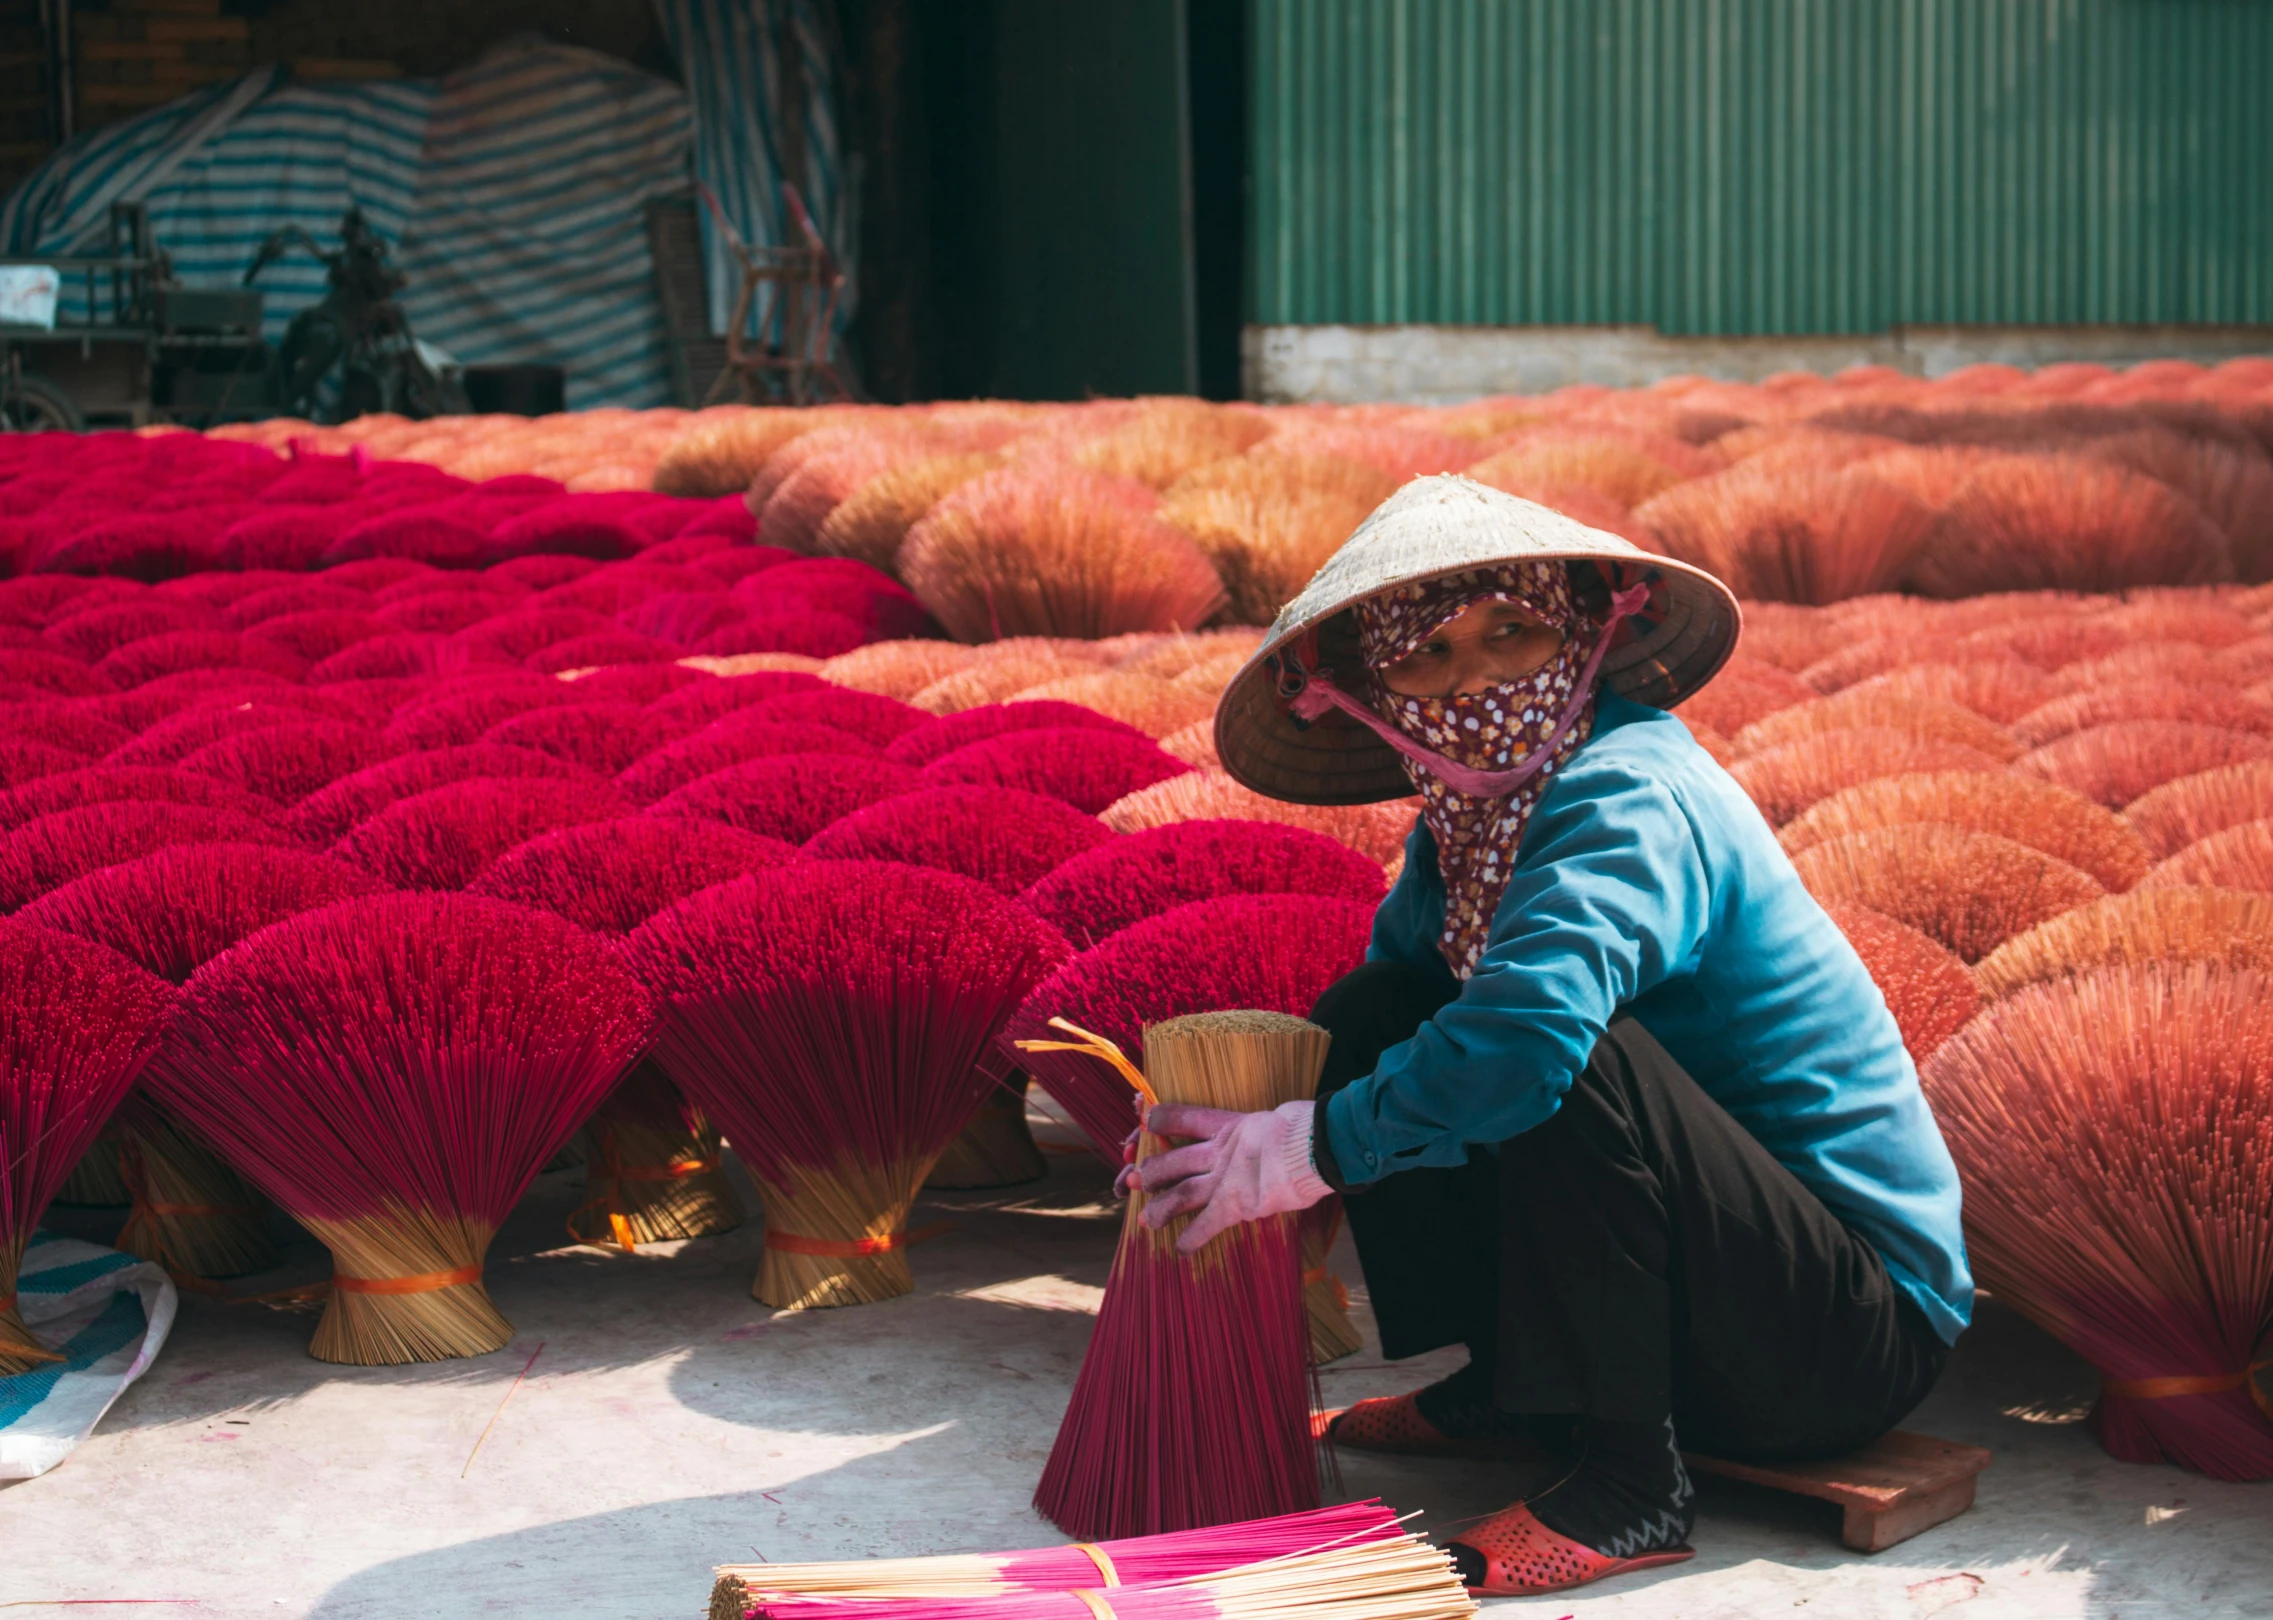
xmin=1250 ymin=0 xmax=2273 ymax=333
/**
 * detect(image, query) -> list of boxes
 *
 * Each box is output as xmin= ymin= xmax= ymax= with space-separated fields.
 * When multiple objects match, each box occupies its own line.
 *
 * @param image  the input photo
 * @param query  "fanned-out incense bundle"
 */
xmin=0 ymin=921 xmax=175 ymax=1372
xmin=1019 ymin=821 xmax=1389 ymax=952
xmin=1973 ymin=887 xmax=2273 ymax=1002
xmin=469 ymin=816 xmax=796 ymax=1248
xmin=724 ymin=1530 xmax=1473 ymax=1620
xmin=1922 ymin=964 xmax=2273 ymax=1480
xmin=16 ymin=842 xmax=383 ymax=1278
xmin=1029 ymin=1010 xmax=1329 ymax=1540
xmin=150 ymin=895 xmax=652 ymax=1364
xmin=629 ymin=862 xmax=1068 ymax=1308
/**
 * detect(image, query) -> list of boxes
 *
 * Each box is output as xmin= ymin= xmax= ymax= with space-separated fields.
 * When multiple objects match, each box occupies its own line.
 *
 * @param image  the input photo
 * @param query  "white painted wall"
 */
xmin=1244 ymin=323 xmax=2273 ymax=404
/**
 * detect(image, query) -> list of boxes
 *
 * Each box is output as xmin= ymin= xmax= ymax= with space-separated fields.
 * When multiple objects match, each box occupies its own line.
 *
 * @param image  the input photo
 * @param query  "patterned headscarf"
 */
xmin=1357 ymin=561 xmax=1600 ymax=978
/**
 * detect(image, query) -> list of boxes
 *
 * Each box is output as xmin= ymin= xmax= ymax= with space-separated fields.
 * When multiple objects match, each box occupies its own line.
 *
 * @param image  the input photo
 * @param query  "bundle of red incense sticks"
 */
xmin=1027 ymin=1011 xmax=1328 ymax=1540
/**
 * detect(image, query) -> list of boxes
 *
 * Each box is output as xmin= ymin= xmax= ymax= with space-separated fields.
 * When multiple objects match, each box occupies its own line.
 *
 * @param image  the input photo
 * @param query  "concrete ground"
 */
xmin=5 ymin=1104 xmax=2268 ymax=1620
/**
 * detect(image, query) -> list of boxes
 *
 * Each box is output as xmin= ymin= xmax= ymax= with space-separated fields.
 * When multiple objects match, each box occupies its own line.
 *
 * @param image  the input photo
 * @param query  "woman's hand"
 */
xmin=1134 ymin=1100 xmax=1331 ymax=1253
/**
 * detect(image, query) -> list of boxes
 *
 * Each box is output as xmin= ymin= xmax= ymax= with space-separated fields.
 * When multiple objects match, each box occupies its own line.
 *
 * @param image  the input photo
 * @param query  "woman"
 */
xmin=1136 ymin=476 xmax=1970 ymax=1597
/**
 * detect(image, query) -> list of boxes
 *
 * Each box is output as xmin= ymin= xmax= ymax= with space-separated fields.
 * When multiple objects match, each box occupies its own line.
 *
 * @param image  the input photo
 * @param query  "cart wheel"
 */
xmin=1 ymin=372 xmax=85 ymax=433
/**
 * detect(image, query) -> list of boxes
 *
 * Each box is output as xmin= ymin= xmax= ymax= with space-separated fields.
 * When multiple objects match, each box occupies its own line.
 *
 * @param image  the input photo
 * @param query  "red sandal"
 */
xmin=1313 ymin=1392 xmax=1538 ymax=1460
xmin=1447 ymin=1502 xmax=1694 ymax=1596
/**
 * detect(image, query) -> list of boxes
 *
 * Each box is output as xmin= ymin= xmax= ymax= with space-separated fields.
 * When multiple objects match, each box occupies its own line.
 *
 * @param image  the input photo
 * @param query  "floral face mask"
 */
xmin=1356 ymin=562 xmax=1601 ymax=978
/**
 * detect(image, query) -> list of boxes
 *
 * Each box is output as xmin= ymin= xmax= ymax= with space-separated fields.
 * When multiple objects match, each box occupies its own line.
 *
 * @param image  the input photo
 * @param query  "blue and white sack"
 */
xmin=0 ymin=1232 xmax=176 ymax=1480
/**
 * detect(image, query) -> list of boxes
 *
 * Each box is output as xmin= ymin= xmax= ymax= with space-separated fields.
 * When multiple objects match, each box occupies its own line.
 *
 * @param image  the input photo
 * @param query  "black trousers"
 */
xmin=1311 ymin=960 xmax=1950 ymax=1463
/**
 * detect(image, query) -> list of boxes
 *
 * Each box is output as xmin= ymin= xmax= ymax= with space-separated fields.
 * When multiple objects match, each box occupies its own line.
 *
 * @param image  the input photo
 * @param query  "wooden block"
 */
xmin=1844 ymin=1473 xmax=1978 ymax=1553
xmin=1685 ymin=1430 xmax=1990 ymax=1554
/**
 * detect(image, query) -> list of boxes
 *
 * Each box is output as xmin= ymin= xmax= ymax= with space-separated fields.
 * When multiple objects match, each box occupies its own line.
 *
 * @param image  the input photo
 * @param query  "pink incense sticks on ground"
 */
xmin=708 ymin=1501 xmax=1428 ymax=1617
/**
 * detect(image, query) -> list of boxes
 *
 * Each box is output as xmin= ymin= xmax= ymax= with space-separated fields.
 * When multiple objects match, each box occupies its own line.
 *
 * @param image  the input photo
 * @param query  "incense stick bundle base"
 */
xmin=304 ymin=1212 xmax=511 ymax=1366
xmin=753 ymin=1160 xmax=926 ymax=1310
xmin=54 ymin=1136 xmax=132 ymax=1208
xmin=544 ymin=1129 xmax=591 ymax=1173
xmin=925 ymin=1076 xmax=1046 ymax=1190
xmin=0 ymin=1238 xmax=61 ymax=1373
xmin=115 ymin=1103 xmax=276 ymax=1280
xmin=1034 ymin=1010 xmax=1327 ymax=1540
xmin=567 ymin=1064 xmax=743 ymax=1249
xmin=1299 ymin=1201 xmax=1363 ymax=1366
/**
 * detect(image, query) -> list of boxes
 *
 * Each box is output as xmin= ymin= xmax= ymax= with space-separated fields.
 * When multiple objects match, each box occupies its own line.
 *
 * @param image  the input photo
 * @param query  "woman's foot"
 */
xmin=1444 ymin=1502 xmax=1695 ymax=1594
xmin=1317 ymin=1363 xmax=1565 ymax=1460
xmin=1316 ymin=1391 xmax=1517 ymax=1458
xmin=1446 ymin=1416 xmax=1698 ymax=1594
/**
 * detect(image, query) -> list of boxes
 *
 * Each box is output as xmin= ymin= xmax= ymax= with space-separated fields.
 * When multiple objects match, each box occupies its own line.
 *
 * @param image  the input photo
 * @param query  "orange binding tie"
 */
xmin=1073 ymin=1545 xmax=1121 ymax=1587
xmin=610 ymin=1157 xmax=722 ymax=1182
xmin=114 ymin=1145 xmax=261 ymax=1291
xmin=1301 ymin=1266 xmax=1352 ymax=1311
xmin=1014 ymin=1018 xmax=1158 ymax=1109
xmin=567 ymin=1122 xmax=726 ymax=1253
xmin=762 ymin=1222 xmax=951 ymax=1258
xmin=2104 ymin=1358 xmax=2273 ymax=1421
xmin=1069 ymin=1592 xmax=1116 ymax=1620
xmin=332 ymin=1263 xmax=484 ymax=1296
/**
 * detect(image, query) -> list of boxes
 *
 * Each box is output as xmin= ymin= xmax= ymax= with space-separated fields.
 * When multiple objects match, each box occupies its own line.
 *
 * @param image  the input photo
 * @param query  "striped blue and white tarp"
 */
xmin=652 ymin=0 xmax=852 ymax=341
xmin=142 ymin=75 xmax=432 ymax=345
xmin=0 ymin=67 xmax=282 ymax=258
xmin=0 ymin=39 xmax=698 ymax=408
xmin=395 ymin=39 xmax=690 ymax=409
xmin=0 ymin=68 xmax=431 ymax=337
xmin=0 ymin=1232 xmax=177 ymax=1482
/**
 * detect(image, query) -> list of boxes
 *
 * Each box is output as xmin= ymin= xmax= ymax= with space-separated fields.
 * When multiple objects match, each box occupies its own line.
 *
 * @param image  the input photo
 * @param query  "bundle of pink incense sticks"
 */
xmin=709 ymin=1503 xmax=1474 ymax=1620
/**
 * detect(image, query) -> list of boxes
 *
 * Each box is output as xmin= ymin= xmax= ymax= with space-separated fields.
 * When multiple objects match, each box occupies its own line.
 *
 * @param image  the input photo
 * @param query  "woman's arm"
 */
xmin=1322 ymin=763 xmax=1712 ymax=1184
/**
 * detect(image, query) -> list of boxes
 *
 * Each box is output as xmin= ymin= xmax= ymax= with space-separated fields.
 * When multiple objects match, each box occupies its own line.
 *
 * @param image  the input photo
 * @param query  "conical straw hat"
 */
xmin=1214 ymin=474 xmax=1742 ymax=806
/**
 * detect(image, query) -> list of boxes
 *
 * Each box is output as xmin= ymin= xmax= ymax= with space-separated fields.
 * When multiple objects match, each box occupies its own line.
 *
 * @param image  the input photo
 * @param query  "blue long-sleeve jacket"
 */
xmin=1321 ymin=691 xmax=1973 ymax=1345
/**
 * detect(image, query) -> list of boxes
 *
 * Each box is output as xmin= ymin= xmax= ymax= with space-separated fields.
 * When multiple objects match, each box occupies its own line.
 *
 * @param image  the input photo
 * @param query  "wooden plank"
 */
xmin=1843 ymin=1475 xmax=1979 ymax=1554
xmin=1686 ymin=1430 xmax=1990 ymax=1553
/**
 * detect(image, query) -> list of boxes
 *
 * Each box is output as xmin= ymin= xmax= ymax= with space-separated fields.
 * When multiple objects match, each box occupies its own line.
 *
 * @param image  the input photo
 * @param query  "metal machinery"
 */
xmin=0 ymin=202 xmax=464 ymax=431
xmin=0 ymin=203 xmax=269 ymax=430
xmin=241 ymin=205 xmax=467 ymax=422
